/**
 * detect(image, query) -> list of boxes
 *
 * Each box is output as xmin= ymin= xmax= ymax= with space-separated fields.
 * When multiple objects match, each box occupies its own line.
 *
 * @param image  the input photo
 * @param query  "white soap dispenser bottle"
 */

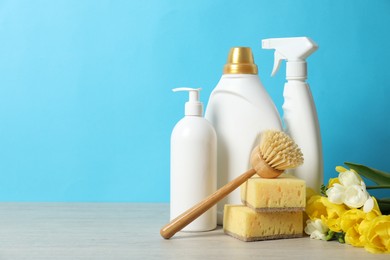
xmin=170 ymin=87 xmax=217 ymax=231
xmin=262 ymin=37 xmax=323 ymax=192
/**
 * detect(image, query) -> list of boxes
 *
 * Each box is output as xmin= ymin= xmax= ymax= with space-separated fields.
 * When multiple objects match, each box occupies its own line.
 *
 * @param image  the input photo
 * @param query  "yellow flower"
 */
xmin=327 ymin=177 xmax=340 ymax=188
xmin=306 ymin=187 xmax=318 ymax=200
xmin=306 ymin=195 xmax=327 ymax=219
xmin=322 ymin=198 xmax=348 ymax=232
xmin=336 ymin=166 xmax=348 ymax=173
xmin=345 ymin=197 xmax=380 ymax=242
xmin=335 ymin=166 xmax=358 ymax=175
xmin=340 ymin=209 xmax=366 ymax=247
xmin=357 ymin=197 xmax=383 ymax=250
xmin=362 ymin=215 xmax=390 ymax=254
xmin=370 ymin=196 xmax=382 ymax=216
xmin=306 ymin=195 xmax=348 ymax=232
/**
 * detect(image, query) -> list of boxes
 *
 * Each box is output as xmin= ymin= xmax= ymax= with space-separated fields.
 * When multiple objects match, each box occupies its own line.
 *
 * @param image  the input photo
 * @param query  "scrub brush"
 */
xmin=160 ymin=130 xmax=303 ymax=239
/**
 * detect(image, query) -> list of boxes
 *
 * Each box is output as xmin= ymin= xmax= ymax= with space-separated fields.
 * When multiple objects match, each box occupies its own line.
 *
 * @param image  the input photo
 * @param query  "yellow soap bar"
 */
xmin=223 ymin=205 xmax=303 ymax=242
xmin=241 ymin=174 xmax=305 ymax=212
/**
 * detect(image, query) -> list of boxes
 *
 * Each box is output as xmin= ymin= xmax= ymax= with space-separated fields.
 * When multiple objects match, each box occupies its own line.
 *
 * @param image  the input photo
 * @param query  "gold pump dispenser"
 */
xmin=223 ymin=47 xmax=258 ymax=75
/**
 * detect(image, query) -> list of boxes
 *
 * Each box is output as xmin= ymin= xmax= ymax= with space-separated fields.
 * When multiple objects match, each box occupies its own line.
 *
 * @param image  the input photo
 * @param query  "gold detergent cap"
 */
xmin=223 ymin=47 xmax=258 ymax=74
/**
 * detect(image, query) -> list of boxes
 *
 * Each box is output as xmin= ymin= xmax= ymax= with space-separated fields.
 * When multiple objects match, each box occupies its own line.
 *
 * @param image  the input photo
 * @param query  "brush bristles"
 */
xmin=259 ymin=130 xmax=303 ymax=171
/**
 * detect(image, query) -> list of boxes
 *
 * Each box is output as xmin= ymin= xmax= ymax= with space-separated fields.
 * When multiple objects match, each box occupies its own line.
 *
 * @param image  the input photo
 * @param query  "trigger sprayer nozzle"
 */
xmin=262 ymin=37 xmax=318 ymax=80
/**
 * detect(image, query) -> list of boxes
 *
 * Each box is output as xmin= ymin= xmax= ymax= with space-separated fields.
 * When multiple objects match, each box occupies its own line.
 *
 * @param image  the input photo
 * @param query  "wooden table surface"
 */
xmin=0 ymin=203 xmax=387 ymax=259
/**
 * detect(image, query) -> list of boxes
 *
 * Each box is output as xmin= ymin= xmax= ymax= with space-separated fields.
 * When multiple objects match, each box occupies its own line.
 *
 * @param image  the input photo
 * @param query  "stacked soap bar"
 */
xmin=223 ymin=174 xmax=306 ymax=242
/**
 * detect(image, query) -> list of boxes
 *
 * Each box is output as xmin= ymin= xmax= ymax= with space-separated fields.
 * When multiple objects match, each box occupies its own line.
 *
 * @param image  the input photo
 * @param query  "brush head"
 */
xmin=250 ymin=130 xmax=304 ymax=178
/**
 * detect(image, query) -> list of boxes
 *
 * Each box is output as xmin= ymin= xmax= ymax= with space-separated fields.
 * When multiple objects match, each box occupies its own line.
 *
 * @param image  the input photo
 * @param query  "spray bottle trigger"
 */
xmin=271 ymin=51 xmax=286 ymax=77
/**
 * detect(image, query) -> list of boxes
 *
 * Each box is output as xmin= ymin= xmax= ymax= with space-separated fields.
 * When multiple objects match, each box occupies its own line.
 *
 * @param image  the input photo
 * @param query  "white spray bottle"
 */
xmin=262 ymin=37 xmax=323 ymax=192
xmin=170 ymin=87 xmax=217 ymax=231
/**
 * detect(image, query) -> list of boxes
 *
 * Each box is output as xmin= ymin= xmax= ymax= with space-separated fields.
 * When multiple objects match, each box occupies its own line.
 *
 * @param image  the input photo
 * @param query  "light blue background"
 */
xmin=0 ymin=0 xmax=389 ymax=202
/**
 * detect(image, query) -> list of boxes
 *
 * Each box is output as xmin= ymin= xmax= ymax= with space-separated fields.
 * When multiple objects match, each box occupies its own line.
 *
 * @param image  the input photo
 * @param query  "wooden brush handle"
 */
xmin=160 ymin=168 xmax=257 ymax=239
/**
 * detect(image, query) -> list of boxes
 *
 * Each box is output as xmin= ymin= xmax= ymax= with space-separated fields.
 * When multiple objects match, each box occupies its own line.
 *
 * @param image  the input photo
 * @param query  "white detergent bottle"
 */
xmin=262 ymin=37 xmax=323 ymax=192
xmin=170 ymin=87 xmax=217 ymax=231
xmin=205 ymin=47 xmax=282 ymax=224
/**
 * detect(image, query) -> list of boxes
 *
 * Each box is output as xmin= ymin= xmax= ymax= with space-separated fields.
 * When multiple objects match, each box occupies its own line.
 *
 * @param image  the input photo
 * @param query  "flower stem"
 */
xmin=325 ymin=231 xmax=334 ymax=241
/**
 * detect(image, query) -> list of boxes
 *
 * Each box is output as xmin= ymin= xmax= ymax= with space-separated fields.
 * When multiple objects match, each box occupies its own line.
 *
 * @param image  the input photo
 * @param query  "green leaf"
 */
xmin=366 ymin=185 xmax=390 ymax=190
xmin=377 ymin=198 xmax=390 ymax=215
xmin=320 ymin=184 xmax=328 ymax=196
xmin=344 ymin=162 xmax=390 ymax=186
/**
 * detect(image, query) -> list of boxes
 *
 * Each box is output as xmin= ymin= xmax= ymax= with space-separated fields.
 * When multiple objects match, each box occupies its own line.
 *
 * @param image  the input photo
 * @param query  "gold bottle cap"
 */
xmin=223 ymin=47 xmax=258 ymax=75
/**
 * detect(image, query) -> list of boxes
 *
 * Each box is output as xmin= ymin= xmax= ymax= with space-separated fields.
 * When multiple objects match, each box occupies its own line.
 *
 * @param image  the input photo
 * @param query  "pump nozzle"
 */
xmin=172 ymin=88 xmax=203 ymax=116
xmin=262 ymin=37 xmax=318 ymax=80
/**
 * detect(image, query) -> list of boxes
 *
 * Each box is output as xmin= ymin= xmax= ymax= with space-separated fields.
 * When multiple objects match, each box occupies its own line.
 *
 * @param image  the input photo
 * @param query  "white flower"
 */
xmin=326 ymin=183 xmax=345 ymax=204
xmin=304 ymin=219 xmax=329 ymax=240
xmin=343 ymin=184 xmax=369 ymax=208
xmin=363 ymin=196 xmax=374 ymax=213
xmin=326 ymin=169 xmax=374 ymax=212
xmin=339 ymin=170 xmax=361 ymax=186
xmin=310 ymin=230 xmax=328 ymax=240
